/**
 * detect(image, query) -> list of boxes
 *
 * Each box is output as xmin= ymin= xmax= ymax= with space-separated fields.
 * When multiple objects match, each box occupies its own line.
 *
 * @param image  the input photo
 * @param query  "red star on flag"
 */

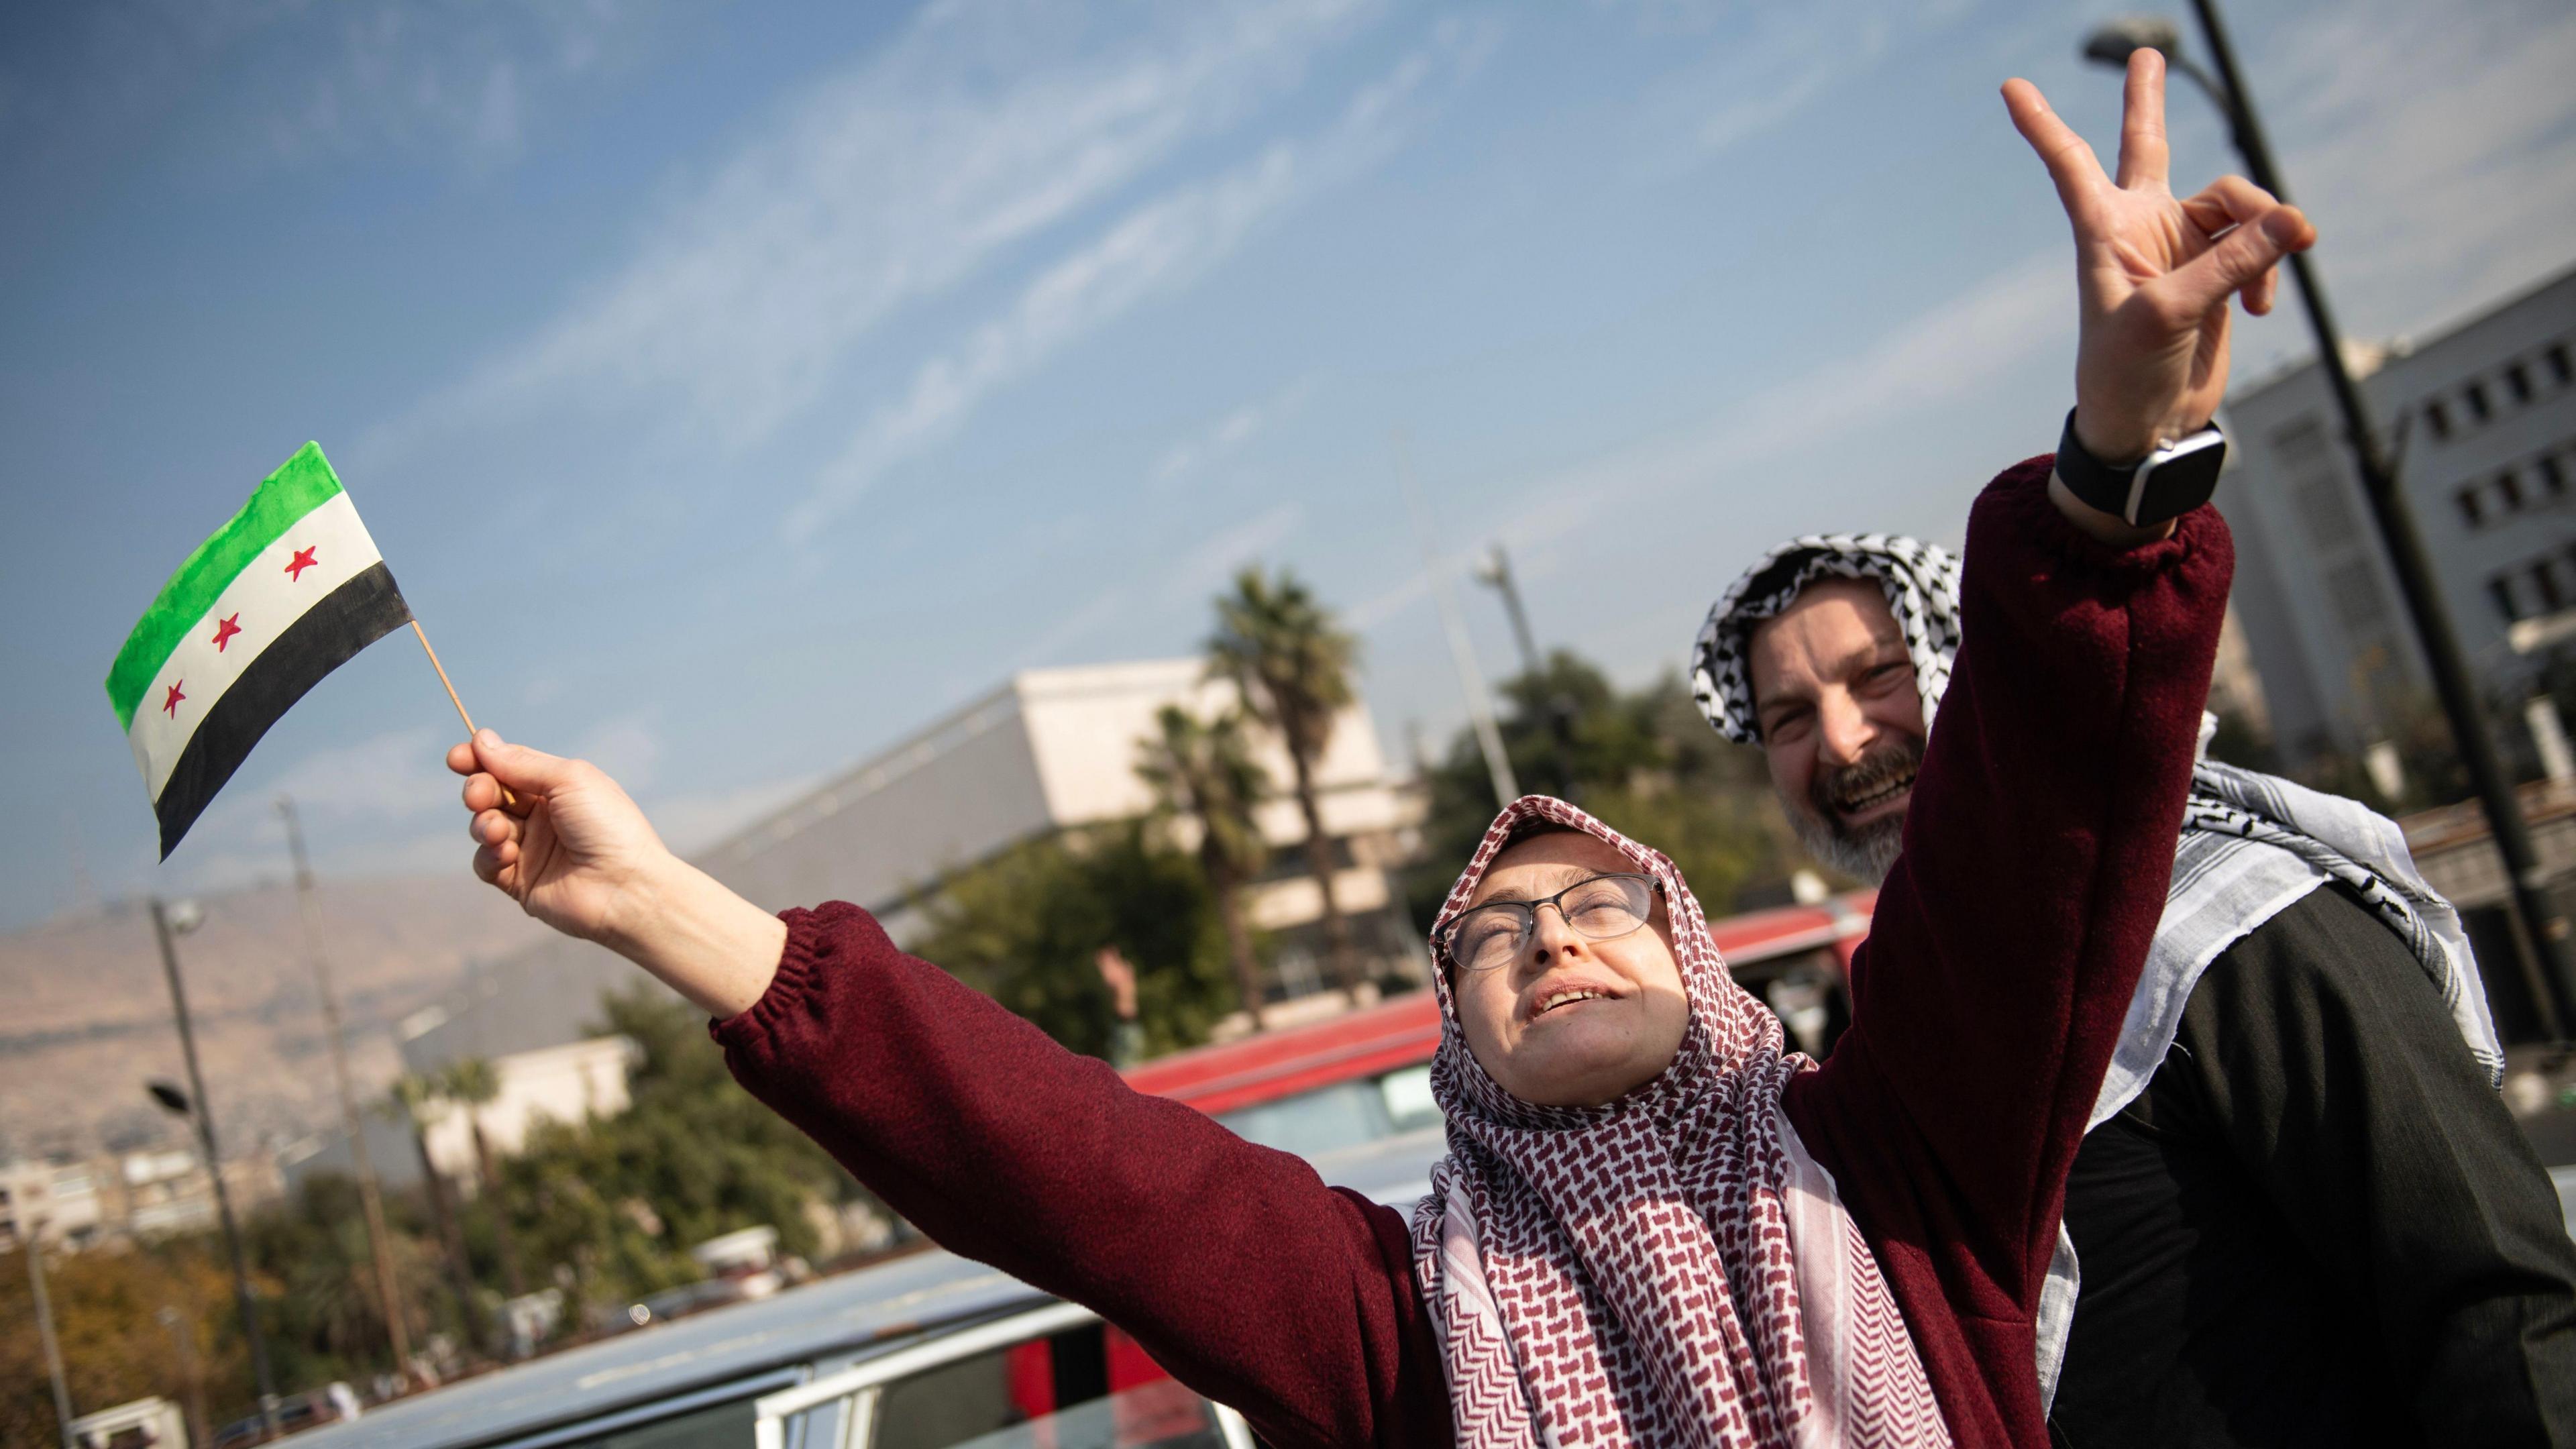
xmin=286 ymin=546 xmax=318 ymax=581
xmin=162 ymin=682 xmax=186 ymax=716
xmin=211 ymin=614 xmax=241 ymax=652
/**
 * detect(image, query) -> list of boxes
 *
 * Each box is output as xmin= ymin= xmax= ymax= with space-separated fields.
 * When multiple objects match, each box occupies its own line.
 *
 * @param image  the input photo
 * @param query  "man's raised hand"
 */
xmin=448 ymin=731 xmax=670 ymax=945
xmin=2004 ymin=49 xmax=2314 ymax=468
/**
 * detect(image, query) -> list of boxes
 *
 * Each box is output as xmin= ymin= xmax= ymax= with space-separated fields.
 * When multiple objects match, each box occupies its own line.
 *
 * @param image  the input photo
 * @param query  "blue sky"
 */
xmin=5 ymin=0 xmax=2574 ymax=928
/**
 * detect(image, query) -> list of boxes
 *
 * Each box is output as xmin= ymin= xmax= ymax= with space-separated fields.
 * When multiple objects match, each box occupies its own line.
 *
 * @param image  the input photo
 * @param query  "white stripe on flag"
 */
xmin=125 ymin=492 xmax=389 ymax=799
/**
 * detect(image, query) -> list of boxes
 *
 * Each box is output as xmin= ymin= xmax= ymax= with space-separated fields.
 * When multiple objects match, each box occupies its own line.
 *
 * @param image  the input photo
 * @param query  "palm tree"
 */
xmin=438 ymin=1058 xmax=527 ymax=1299
xmin=388 ymin=1074 xmax=490 ymax=1354
xmin=1208 ymin=567 xmax=1365 ymax=994
xmin=1138 ymin=704 xmax=1271 ymax=1030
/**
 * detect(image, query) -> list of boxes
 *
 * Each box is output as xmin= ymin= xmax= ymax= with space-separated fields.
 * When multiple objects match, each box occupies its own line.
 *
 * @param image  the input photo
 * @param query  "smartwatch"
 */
xmin=2053 ymin=408 xmax=2228 ymax=527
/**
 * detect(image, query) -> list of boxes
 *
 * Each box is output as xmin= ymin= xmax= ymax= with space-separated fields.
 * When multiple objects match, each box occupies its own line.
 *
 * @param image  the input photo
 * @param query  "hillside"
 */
xmin=0 ymin=875 xmax=559 ymax=1163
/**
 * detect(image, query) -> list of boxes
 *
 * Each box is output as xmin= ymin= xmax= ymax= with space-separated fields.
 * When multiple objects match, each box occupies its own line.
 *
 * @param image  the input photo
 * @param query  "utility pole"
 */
xmin=1393 ymin=431 xmax=1521 ymax=810
xmin=2086 ymin=3 xmax=2576 ymax=1038
xmin=1472 ymin=544 xmax=1581 ymax=803
xmin=158 ymin=1305 xmax=211 ymax=1449
xmin=24 ymin=1226 xmax=76 ymax=1449
xmin=280 ymin=796 xmax=413 ymax=1381
xmin=150 ymin=898 xmax=283 ymax=1438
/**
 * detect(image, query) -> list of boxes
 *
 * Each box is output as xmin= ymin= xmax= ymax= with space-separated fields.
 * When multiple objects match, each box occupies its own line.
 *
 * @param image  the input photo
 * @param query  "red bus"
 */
xmin=1125 ymin=892 xmax=1874 ymax=1161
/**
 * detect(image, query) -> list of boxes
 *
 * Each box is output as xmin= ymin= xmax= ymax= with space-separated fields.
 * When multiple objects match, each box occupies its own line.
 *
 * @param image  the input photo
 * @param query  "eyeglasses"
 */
xmin=1439 ymin=872 xmax=1659 ymax=973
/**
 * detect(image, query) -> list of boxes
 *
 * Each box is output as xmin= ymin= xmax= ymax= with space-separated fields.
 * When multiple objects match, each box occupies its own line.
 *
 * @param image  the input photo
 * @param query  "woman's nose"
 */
xmin=1527 ymin=904 xmax=1582 ymax=963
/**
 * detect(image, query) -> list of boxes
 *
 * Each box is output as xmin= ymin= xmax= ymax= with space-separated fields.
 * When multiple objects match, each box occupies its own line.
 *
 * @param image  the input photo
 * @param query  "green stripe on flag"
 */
xmin=105 ymin=442 xmax=345 ymax=729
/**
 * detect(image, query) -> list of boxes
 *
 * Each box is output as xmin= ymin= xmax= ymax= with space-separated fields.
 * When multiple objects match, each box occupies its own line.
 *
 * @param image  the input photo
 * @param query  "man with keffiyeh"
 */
xmin=1692 ymin=474 xmax=2576 ymax=1441
xmin=442 ymin=56 xmax=2361 ymax=1449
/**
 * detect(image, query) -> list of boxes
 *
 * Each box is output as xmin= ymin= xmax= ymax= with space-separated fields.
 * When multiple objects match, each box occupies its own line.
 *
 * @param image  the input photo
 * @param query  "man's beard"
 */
xmin=1781 ymin=733 xmax=1923 ymax=885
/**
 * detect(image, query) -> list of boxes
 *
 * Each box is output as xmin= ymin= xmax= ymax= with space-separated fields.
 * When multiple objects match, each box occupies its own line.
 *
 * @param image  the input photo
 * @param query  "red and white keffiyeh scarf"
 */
xmin=1409 ymin=795 xmax=1950 ymax=1448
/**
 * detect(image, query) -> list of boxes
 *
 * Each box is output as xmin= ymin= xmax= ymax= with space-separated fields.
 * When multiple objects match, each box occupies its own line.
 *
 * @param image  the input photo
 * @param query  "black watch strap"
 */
xmin=2053 ymin=408 xmax=2228 ymax=527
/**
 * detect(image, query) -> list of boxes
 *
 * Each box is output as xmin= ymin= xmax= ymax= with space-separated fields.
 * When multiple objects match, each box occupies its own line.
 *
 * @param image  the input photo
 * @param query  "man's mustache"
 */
xmin=1808 ymin=735 xmax=1925 ymax=833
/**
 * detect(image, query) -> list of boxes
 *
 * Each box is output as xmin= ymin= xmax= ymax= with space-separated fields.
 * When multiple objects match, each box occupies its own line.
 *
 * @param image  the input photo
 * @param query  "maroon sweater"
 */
xmin=714 ymin=458 xmax=2231 ymax=1449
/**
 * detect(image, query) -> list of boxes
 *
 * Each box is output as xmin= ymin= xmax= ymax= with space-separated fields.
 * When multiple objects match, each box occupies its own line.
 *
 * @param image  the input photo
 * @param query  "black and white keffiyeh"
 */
xmin=1695 ymin=532 xmax=2508 ymax=1411
xmin=1689 ymin=534 xmax=1963 ymax=746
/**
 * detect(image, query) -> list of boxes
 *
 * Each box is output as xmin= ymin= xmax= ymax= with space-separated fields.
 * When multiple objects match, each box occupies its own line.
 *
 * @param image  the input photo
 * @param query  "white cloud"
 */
xmin=373 ymin=0 xmax=1383 ymax=464
xmin=574 ymin=712 xmax=664 ymax=792
xmin=655 ymin=773 xmax=828 ymax=858
xmin=2257 ymin=0 xmax=2576 ymax=342
xmin=1489 ymin=254 xmax=2060 ymax=559
xmin=1346 ymin=254 xmax=2065 ymax=629
xmin=222 ymin=724 xmax=453 ymax=829
xmin=1161 ymin=502 xmax=1309 ymax=605
xmin=1003 ymin=498 xmax=1311 ymax=668
xmin=782 ymin=20 xmax=1485 ymax=539
xmin=1150 ymin=376 xmax=1315 ymax=486
xmin=160 ymin=724 xmax=457 ymax=892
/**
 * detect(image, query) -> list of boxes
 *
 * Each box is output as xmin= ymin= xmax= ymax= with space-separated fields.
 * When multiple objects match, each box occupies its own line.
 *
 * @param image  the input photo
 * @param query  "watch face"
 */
xmin=2134 ymin=434 xmax=2227 ymax=525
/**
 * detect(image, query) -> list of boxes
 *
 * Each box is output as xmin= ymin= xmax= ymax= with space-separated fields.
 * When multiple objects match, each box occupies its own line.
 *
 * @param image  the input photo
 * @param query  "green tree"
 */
xmin=437 ymin=1058 xmax=528 ymax=1299
xmin=1137 ymin=704 xmax=1272 ymax=1028
xmin=1208 ymin=566 xmax=1364 ymax=992
xmin=3 ymin=1238 xmax=262 ymax=1445
xmin=1409 ymin=655 xmax=1803 ymax=926
xmin=912 ymin=823 xmax=1238 ymax=1058
xmin=244 ymin=1173 xmax=455 ymax=1391
xmin=387 ymin=1073 xmax=490 ymax=1354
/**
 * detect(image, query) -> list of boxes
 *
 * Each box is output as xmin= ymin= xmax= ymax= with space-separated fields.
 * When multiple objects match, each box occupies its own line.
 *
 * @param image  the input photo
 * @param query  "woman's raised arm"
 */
xmin=445 ymin=734 xmax=1450 ymax=1448
xmin=451 ymin=732 xmax=786 ymax=1017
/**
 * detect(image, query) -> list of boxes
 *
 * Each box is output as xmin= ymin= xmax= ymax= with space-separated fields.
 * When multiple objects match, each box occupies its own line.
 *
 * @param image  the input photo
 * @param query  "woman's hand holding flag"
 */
xmin=451 ymin=731 xmax=784 ymax=1019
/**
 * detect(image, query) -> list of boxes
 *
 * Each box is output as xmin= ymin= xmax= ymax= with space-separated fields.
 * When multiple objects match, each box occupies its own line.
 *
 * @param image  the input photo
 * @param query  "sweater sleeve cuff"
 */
xmin=1988 ymin=452 xmax=2211 ymax=587
xmin=708 ymin=900 xmax=875 ymax=1053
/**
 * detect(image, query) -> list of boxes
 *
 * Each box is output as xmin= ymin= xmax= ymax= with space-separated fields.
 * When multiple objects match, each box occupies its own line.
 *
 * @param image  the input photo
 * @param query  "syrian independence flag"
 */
xmin=107 ymin=443 xmax=413 ymax=858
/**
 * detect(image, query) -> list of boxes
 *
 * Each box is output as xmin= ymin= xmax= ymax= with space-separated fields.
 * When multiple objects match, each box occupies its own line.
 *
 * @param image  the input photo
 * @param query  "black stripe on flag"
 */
xmin=156 ymin=564 xmax=413 ymax=858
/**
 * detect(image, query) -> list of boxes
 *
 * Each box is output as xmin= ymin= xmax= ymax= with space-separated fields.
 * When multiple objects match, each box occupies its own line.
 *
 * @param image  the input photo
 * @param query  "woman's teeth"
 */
xmin=1538 ymin=989 xmax=1605 ymax=1016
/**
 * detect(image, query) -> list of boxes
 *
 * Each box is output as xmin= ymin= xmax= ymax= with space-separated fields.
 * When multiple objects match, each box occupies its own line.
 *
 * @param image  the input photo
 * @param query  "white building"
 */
xmin=283 ymin=1034 xmax=639 ymax=1195
xmin=0 ymin=1157 xmax=105 ymax=1250
xmin=121 ymin=1148 xmax=217 ymax=1238
xmin=697 ymin=660 xmax=1421 ymax=998
xmin=2218 ymin=265 xmax=2576 ymax=765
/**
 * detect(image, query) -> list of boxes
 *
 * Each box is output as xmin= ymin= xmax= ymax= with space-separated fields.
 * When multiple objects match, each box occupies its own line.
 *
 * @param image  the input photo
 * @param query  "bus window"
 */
xmin=874 ymin=1322 xmax=1222 ymax=1449
xmin=553 ymin=1393 xmax=759 ymax=1449
xmin=1377 ymin=1065 xmax=1440 ymax=1134
xmin=1217 ymin=1067 xmax=1445 ymax=1159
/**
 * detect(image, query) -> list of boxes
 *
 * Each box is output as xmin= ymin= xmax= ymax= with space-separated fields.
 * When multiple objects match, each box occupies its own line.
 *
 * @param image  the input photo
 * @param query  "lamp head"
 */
xmin=165 ymin=898 xmax=205 ymax=936
xmin=148 ymin=1080 xmax=193 ymax=1116
xmin=2082 ymin=15 xmax=2182 ymax=68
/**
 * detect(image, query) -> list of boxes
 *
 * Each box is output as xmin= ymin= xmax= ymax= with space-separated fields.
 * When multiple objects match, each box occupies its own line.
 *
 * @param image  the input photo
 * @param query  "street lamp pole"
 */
xmin=1393 ymin=431 xmax=1522 ymax=810
xmin=23 ymin=1224 xmax=76 ymax=1449
xmin=150 ymin=898 xmax=284 ymax=1437
xmin=1472 ymin=544 xmax=1580 ymax=802
xmin=2088 ymin=2 xmax=2576 ymax=1038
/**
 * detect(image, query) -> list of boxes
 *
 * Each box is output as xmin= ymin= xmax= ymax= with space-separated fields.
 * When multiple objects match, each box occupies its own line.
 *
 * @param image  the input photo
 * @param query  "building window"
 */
xmin=2327 ymin=558 xmax=2390 ymax=632
xmin=2507 ymin=362 xmax=2534 ymax=404
xmin=2273 ymin=417 xmax=2331 ymax=465
xmin=2498 ymin=467 xmax=2525 ymax=512
xmin=2491 ymin=576 xmax=2525 ymax=623
xmin=2466 ymin=381 xmax=2492 ymax=421
xmin=2295 ymin=476 xmax=2362 ymax=547
xmin=2549 ymin=341 xmax=2573 ymax=386
xmin=2424 ymin=400 xmax=2451 ymax=440
xmin=2544 ymin=453 xmax=2569 ymax=498
xmin=2457 ymin=484 xmax=2485 ymax=527
xmin=2535 ymin=559 xmax=2567 ymax=615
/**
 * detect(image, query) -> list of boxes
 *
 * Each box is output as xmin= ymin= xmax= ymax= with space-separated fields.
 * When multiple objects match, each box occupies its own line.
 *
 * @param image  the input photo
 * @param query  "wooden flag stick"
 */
xmin=413 ymin=621 xmax=516 ymax=806
xmin=412 ymin=620 xmax=478 ymax=735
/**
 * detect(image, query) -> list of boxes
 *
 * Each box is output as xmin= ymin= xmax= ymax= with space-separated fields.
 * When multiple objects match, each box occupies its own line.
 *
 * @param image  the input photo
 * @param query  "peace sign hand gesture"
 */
xmin=2005 ymin=50 xmax=2314 ymax=470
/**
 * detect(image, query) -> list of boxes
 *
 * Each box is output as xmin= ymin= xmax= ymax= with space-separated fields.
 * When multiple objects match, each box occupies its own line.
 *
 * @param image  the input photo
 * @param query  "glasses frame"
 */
xmin=1439 ymin=871 xmax=1662 ymax=973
